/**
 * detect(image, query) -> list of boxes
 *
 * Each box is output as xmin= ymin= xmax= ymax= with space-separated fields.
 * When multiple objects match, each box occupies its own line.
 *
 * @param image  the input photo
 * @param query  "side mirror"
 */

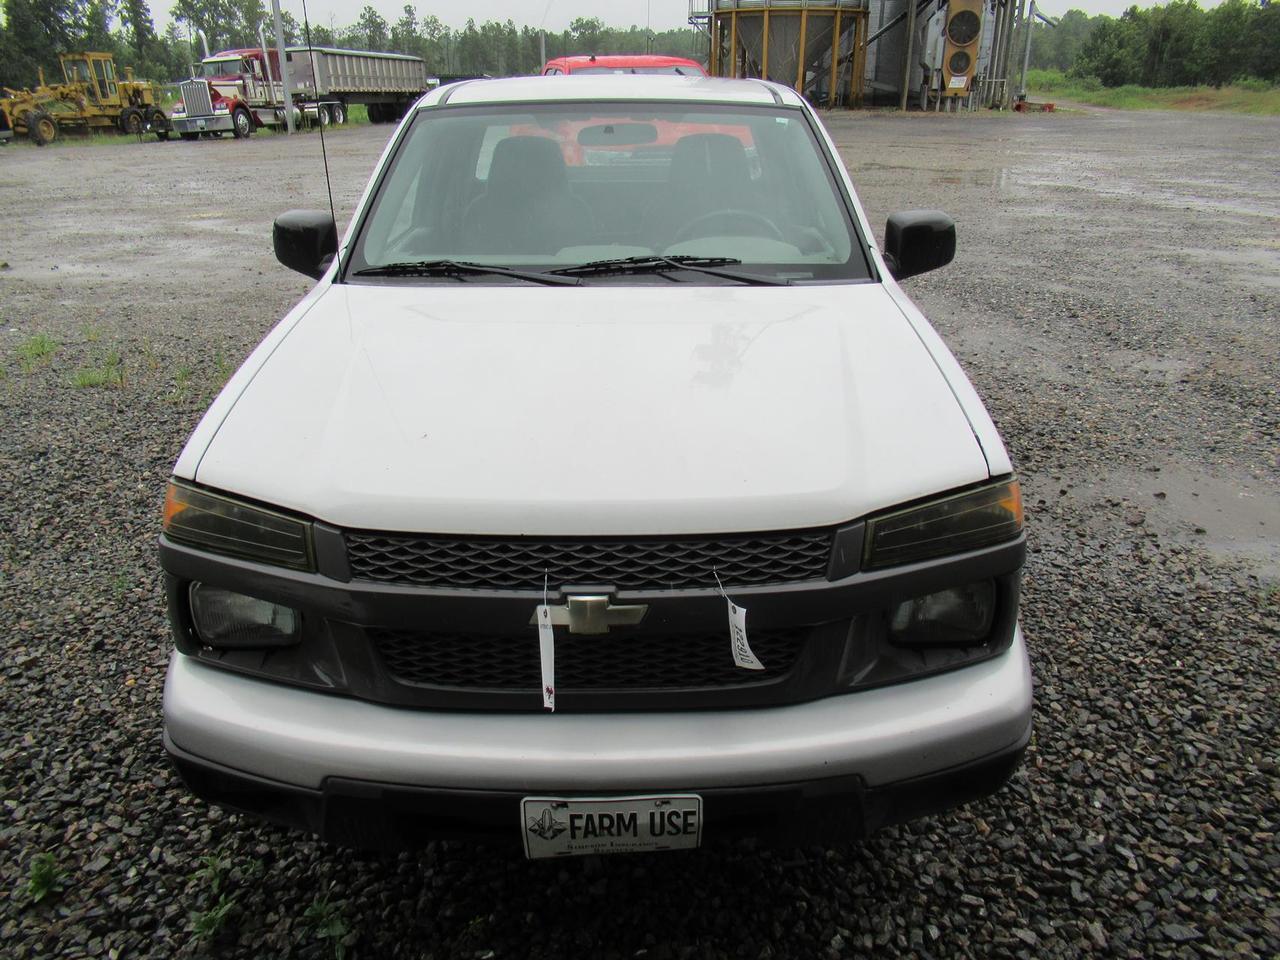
xmin=883 ymin=210 xmax=956 ymax=281
xmin=273 ymin=209 xmax=337 ymax=280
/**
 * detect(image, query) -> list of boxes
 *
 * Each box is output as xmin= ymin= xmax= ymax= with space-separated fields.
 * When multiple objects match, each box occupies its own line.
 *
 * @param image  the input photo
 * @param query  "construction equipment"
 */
xmin=0 ymin=52 xmax=170 ymax=147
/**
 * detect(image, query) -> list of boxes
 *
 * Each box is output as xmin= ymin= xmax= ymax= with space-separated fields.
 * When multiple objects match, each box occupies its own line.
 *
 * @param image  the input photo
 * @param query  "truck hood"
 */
xmin=190 ymin=283 xmax=991 ymax=535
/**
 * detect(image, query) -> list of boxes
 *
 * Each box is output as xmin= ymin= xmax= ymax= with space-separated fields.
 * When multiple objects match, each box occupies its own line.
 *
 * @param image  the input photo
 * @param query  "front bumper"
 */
xmin=170 ymin=115 xmax=233 ymax=134
xmin=163 ymin=629 xmax=1032 ymax=846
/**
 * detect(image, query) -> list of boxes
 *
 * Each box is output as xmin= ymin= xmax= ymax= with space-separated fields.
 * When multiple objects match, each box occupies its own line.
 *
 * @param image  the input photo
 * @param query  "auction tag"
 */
xmin=714 ymin=569 xmax=764 ymax=671
xmin=727 ymin=597 xmax=764 ymax=671
xmin=536 ymin=604 xmax=555 ymax=711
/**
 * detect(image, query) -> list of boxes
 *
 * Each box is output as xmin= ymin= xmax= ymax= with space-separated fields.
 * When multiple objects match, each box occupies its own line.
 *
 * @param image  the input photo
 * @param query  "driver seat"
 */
xmin=645 ymin=133 xmax=755 ymax=250
xmin=461 ymin=136 xmax=593 ymax=256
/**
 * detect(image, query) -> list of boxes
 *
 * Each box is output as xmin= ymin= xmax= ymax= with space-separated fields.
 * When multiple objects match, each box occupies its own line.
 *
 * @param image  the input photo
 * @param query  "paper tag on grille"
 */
xmin=727 ymin=598 xmax=764 ymax=671
xmin=536 ymin=604 xmax=556 ymax=711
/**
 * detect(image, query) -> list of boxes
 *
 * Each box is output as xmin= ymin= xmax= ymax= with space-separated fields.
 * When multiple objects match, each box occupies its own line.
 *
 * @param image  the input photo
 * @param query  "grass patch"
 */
xmin=25 ymin=852 xmax=65 ymax=904
xmin=1025 ymin=69 xmax=1280 ymax=115
xmin=17 ymin=334 xmax=58 ymax=372
xmin=71 ymin=350 xmax=124 ymax=389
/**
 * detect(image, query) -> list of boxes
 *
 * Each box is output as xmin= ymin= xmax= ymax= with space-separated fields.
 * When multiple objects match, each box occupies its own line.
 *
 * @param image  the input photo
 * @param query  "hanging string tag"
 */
xmin=537 ymin=571 xmax=555 ymax=711
xmin=715 ymin=568 xmax=764 ymax=671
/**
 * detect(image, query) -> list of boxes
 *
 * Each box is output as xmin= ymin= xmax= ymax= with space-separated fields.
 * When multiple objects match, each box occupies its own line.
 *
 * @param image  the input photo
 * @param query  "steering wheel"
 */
xmin=673 ymin=209 xmax=784 ymax=245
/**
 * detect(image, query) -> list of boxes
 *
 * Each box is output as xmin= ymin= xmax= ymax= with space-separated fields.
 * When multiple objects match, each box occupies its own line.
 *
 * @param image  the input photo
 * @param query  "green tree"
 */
xmin=1 ymin=0 xmax=85 ymax=87
xmin=119 ymin=0 xmax=155 ymax=56
xmin=390 ymin=3 xmax=421 ymax=57
xmin=1198 ymin=0 xmax=1256 ymax=86
xmin=349 ymin=4 xmax=389 ymax=50
xmin=1072 ymin=14 xmax=1143 ymax=85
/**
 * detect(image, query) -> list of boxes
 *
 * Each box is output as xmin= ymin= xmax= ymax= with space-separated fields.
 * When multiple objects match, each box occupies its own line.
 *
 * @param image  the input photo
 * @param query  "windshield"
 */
xmin=349 ymin=102 xmax=867 ymax=283
xmin=63 ymin=59 xmax=92 ymax=84
xmin=202 ymin=59 xmax=244 ymax=77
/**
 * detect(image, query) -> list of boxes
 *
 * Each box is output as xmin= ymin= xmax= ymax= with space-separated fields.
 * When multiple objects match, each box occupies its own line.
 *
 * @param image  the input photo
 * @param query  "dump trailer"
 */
xmin=169 ymin=46 xmax=429 ymax=139
xmin=0 ymin=52 xmax=169 ymax=146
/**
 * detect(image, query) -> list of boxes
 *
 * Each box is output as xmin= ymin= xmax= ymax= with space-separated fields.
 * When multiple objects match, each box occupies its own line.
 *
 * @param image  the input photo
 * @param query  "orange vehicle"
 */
xmin=541 ymin=54 xmax=707 ymax=77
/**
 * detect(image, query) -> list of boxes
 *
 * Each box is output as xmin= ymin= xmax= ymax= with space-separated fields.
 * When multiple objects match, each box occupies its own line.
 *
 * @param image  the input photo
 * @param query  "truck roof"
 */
xmin=425 ymin=75 xmax=803 ymax=108
xmin=543 ymin=54 xmax=707 ymax=74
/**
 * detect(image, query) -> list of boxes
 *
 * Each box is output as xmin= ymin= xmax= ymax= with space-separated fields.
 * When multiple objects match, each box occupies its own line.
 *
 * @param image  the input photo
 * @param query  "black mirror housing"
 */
xmin=273 ymin=210 xmax=338 ymax=280
xmin=883 ymin=210 xmax=956 ymax=281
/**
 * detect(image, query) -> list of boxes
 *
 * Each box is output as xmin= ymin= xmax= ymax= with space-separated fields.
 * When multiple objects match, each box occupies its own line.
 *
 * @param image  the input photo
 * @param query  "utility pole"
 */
xmin=1019 ymin=0 xmax=1035 ymax=101
xmin=899 ymin=0 xmax=918 ymax=111
xmin=540 ymin=30 xmax=547 ymax=68
xmin=270 ymin=0 xmax=295 ymax=134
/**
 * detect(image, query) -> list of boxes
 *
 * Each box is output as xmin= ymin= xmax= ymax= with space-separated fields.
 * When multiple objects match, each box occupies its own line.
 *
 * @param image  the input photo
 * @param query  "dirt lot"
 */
xmin=1 ymin=106 xmax=1277 ymax=958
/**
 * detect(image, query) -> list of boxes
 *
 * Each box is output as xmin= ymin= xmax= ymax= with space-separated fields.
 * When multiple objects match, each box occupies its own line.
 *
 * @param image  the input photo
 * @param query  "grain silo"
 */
xmin=690 ymin=0 xmax=1018 ymax=109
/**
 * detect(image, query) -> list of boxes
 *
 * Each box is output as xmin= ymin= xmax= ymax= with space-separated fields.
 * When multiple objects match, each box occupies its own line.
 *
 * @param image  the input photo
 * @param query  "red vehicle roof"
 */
xmin=541 ymin=54 xmax=707 ymax=76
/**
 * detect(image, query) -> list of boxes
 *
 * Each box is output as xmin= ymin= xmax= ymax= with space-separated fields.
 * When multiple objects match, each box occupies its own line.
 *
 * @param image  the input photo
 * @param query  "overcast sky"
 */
xmin=152 ymin=0 xmax=1229 ymax=36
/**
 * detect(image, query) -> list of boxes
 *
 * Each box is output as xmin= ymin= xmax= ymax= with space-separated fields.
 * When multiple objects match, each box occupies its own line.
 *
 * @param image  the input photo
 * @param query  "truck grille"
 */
xmin=180 ymin=79 xmax=213 ymax=117
xmin=345 ymin=530 xmax=833 ymax=590
xmin=372 ymin=628 xmax=806 ymax=691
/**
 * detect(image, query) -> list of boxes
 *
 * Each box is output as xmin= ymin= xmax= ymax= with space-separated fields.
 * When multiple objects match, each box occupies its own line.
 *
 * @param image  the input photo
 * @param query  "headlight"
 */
xmin=889 ymin=581 xmax=995 ymax=647
xmin=189 ymin=584 xmax=300 ymax=648
xmin=163 ymin=480 xmax=314 ymax=570
xmin=213 ymin=103 xmax=230 ymax=113
xmin=864 ymin=479 xmax=1022 ymax=570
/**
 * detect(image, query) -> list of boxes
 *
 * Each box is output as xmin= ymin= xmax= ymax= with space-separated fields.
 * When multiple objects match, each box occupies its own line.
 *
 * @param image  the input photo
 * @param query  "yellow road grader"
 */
xmin=0 ymin=52 xmax=170 ymax=146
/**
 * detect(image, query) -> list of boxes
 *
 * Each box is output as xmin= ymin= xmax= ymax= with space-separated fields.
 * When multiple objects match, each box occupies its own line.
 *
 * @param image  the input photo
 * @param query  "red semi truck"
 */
xmin=169 ymin=45 xmax=430 ymax=139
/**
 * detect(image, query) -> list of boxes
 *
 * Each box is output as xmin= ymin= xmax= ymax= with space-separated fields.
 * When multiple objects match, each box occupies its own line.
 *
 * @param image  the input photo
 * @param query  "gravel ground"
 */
xmin=1 ymin=106 xmax=1277 ymax=959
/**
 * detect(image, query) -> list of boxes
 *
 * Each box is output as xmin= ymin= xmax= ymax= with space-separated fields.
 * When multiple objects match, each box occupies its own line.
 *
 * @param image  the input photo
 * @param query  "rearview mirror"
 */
xmin=578 ymin=122 xmax=659 ymax=146
xmin=273 ymin=209 xmax=337 ymax=280
xmin=883 ymin=210 xmax=956 ymax=281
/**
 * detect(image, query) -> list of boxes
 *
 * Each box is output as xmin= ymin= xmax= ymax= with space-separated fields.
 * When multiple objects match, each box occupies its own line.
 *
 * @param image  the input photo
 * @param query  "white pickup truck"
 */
xmin=159 ymin=75 xmax=1031 ymax=858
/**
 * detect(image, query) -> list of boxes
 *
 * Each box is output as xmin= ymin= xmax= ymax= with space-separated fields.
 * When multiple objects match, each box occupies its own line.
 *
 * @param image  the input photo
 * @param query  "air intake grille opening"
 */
xmin=345 ymin=531 xmax=833 ymax=590
xmin=372 ymin=629 xmax=806 ymax=691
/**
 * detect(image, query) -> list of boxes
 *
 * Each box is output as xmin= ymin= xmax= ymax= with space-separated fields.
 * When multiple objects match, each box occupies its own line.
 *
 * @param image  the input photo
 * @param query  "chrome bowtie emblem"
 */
xmin=530 ymin=595 xmax=648 ymax=635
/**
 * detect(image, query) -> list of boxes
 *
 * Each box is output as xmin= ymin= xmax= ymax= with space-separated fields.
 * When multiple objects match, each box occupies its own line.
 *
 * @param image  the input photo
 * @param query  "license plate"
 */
xmin=521 ymin=795 xmax=702 ymax=859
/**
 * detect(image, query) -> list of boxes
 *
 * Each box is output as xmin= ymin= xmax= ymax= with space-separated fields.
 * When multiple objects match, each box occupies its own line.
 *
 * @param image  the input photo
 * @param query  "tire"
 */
xmin=318 ymin=105 xmax=331 ymax=126
xmin=231 ymin=106 xmax=252 ymax=139
xmin=149 ymin=108 xmax=170 ymax=141
xmin=180 ymin=131 xmax=199 ymax=141
xmin=120 ymin=106 xmax=144 ymax=135
xmin=27 ymin=110 xmax=57 ymax=146
xmin=331 ymin=102 xmax=346 ymax=125
xmin=367 ymin=102 xmax=383 ymax=124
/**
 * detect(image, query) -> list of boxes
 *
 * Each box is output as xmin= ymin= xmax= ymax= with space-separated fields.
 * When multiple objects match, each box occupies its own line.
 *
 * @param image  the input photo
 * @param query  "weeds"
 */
xmin=25 ymin=852 xmax=64 ymax=904
xmin=214 ymin=351 xmax=234 ymax=384
xmin=81 ymin=322 xmax=102 ymax=343
xmin=192 ymin=853 xmax=232 ymax=895
xmin=173 ymin=364 xmax=194 ymax=398
xmin=187 ymin=853 xmax=239 ymax=944
xmin=17 ymin=334 xmax=58 ymax=373
xmin=190 ymin=893 xmax=237 ymax=943
xmin=71 ymin=351 xmax=124 ymax=389
xmin=304 ymin=895 xmax=352 ymax=960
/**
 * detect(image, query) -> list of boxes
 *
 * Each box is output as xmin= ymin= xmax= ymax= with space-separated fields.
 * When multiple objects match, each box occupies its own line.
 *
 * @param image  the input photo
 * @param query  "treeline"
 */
xmin=1020 ymin=0 xmax=1279 ymax=88
xmin=0 ymin=1 xmax=703 ymax=90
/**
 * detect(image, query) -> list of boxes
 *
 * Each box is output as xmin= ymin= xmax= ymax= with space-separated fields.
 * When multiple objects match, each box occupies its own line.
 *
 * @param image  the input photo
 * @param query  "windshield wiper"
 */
xmin=352 ymin=260 xmax=580 ymax=286
xmin=550 ymin=255 xmax=791 ymax=286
